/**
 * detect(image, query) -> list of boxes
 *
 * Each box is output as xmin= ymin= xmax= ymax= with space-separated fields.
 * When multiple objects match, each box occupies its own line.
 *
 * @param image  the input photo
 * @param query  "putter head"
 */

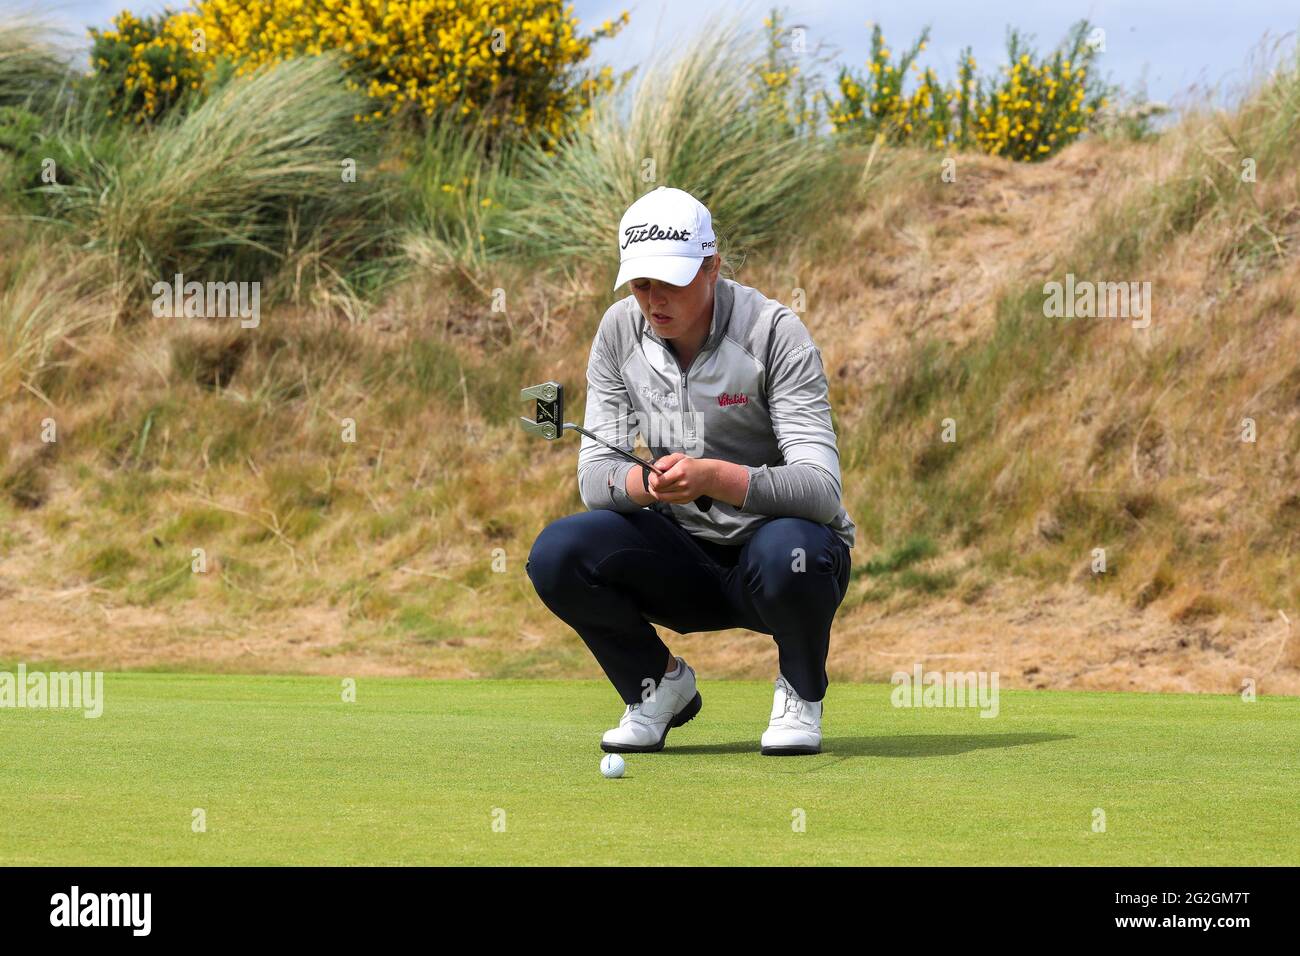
xmin=518 ymin=381 xmax=565 ymax=440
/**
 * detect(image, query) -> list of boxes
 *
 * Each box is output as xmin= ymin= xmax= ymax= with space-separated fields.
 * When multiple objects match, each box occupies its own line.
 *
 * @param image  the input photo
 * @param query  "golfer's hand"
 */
xmin=647 ymin=453 xmax=714 ymax=504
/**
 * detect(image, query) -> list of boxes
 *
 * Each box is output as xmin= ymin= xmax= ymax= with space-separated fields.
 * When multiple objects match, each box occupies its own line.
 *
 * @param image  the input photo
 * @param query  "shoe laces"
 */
xmin=623 ymin=699 xmax=657 ymax=725
xmin=777 ymin=676 xmax=803 ymax=718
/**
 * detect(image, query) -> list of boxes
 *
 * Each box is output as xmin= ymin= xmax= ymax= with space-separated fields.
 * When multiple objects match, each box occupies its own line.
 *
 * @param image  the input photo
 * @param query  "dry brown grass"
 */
xmin=2 ymin=87 xmax=1298 ymax=694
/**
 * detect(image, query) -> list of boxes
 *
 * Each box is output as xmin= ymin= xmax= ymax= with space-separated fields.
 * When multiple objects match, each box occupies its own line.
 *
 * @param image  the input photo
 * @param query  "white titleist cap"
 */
xmin=613 ymin=186 xmax=716 ymax=291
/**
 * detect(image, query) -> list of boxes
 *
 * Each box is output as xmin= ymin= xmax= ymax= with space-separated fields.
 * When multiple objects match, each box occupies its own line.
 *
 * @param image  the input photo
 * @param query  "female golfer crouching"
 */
xmin=525 ymin=186 xmax=856 ymax=756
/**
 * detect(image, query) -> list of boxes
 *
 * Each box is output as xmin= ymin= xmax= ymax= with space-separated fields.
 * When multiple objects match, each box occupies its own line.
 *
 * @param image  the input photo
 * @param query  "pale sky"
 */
xmin=15 ymin=0 xmax=1300 ymax=112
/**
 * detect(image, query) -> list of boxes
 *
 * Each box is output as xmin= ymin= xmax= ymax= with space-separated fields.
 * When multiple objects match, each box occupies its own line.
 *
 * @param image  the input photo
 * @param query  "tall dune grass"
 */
xmin=2 ymin=8 xmax=1297 ymax=669
xmin=0 ymin=18 xmax=72 ymax=112
xmin=45 ymin=54 xmax=392 ymax=314
xmin=494 ymin=11 xmax=848 ymax=280
xmin=400 ymin=113 xmax=520 ymax=287
xmin=0 ymin=230 xmax=107 ymax=399
xmin=1073 ymin=36 xmax=1300 ymax=279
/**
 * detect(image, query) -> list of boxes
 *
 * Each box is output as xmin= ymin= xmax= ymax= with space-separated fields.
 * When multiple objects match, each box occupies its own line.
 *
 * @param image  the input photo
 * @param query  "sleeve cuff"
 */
xmin=608 ymin=460 xmax=639 ymax=509
xmin=739 ymin=464 xmax=766 ymax=512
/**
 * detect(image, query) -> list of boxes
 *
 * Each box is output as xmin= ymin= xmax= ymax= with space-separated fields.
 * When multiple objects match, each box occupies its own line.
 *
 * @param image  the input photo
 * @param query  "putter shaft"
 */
xmin=564 ymin=423 xmax=666 ymax=474
xmin=565 ymin=423 xmax=713 ymax=512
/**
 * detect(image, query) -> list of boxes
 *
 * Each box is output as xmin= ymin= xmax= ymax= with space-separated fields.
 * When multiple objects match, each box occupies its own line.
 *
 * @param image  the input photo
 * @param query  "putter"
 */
xmin=519 ymin=381 xmax=713 ymax=513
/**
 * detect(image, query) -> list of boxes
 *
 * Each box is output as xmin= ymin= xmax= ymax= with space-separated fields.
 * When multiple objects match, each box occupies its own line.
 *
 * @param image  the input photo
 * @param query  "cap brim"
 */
xmin=613 ymin=256 xmax=703 ymax=292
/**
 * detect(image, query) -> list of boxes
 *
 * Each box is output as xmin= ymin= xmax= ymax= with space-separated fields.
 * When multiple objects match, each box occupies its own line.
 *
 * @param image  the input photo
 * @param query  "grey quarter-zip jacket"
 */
xmin=576 ymin=276 xmax=856 ymax=551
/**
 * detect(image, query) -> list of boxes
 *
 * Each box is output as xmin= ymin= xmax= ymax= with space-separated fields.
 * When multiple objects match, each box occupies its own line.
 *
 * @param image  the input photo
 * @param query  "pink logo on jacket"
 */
xmin=717 ymin=392 xmax=749 ymax=407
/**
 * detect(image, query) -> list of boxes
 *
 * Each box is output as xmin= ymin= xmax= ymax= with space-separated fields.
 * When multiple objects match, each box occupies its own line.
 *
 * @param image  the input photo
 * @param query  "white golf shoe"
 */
xmin=761 ymin=674 xmax=822 ymax=756
xmin=600 ymin=657 xmax=703 ymax=753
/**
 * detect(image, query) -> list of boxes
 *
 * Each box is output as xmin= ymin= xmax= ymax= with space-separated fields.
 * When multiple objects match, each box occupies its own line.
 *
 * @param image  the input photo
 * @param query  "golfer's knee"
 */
xmin=526 ymin=520 xmax=579 ymax=597
xmin=526 ymin=511 xmax=620 ymax=598
xmin=744 ymin=520 xmax=838 ymax=602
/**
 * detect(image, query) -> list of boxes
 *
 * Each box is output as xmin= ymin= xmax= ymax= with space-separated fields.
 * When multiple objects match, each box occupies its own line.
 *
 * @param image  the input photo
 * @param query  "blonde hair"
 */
xmin=701 ymin=249 xmax=732 ymax=280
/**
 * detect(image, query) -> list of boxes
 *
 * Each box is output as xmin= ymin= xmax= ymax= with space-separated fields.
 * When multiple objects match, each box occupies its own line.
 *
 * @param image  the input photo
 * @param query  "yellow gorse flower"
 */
xmin=91 ymin=0 xmax=630 ymax=139
xmin=752 ymin=8 xmax=823 ymax=136
xmin=828 ymin=20 xmax=1106 ymax=161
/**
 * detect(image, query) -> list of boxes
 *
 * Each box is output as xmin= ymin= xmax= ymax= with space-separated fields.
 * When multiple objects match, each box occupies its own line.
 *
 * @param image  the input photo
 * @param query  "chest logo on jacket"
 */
xmin=638 ymin=383 xmax=679 ymax=410
xmin=717 ymin=392 xmax=749 ymax=407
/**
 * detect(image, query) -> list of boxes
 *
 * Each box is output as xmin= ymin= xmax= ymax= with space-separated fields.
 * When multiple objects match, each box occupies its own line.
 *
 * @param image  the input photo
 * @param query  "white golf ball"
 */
xmin=600 ymin=754 xmax=625 ymax=779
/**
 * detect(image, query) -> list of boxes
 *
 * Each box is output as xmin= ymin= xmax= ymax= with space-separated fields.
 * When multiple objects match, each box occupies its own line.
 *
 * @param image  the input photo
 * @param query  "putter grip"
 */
xmin=641 ymin=466 xmax=714 ymax=512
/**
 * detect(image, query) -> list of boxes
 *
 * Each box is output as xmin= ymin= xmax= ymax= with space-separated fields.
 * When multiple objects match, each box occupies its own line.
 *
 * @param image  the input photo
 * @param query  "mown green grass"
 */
xmin=1 ymin=672 xmax=1295 ymax=865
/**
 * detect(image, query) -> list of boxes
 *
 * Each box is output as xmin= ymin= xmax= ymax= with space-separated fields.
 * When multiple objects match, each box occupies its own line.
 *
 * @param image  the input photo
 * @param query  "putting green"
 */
xmin=2 ymin=672 xmax=1295 ymax=865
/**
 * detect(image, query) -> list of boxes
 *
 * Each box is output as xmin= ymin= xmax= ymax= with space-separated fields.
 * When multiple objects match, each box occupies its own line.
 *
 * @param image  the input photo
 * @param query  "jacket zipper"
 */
xmin=650 ymin=314 xmax=715 ymax=450
xmin=681 ymin=365 xmax=693 ymax=448
xmin=671 ymin=341 xmax=709 ymax=450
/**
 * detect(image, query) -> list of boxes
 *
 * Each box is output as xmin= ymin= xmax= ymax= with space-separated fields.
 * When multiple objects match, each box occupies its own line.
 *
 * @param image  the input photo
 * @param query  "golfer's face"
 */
xmin=630 ymin=260 xmax=714 ymax=339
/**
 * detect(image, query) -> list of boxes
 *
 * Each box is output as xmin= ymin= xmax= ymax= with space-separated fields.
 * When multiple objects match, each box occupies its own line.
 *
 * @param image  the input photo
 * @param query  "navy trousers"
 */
xmin=525 ymin=507 xmax=852 ymax=705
